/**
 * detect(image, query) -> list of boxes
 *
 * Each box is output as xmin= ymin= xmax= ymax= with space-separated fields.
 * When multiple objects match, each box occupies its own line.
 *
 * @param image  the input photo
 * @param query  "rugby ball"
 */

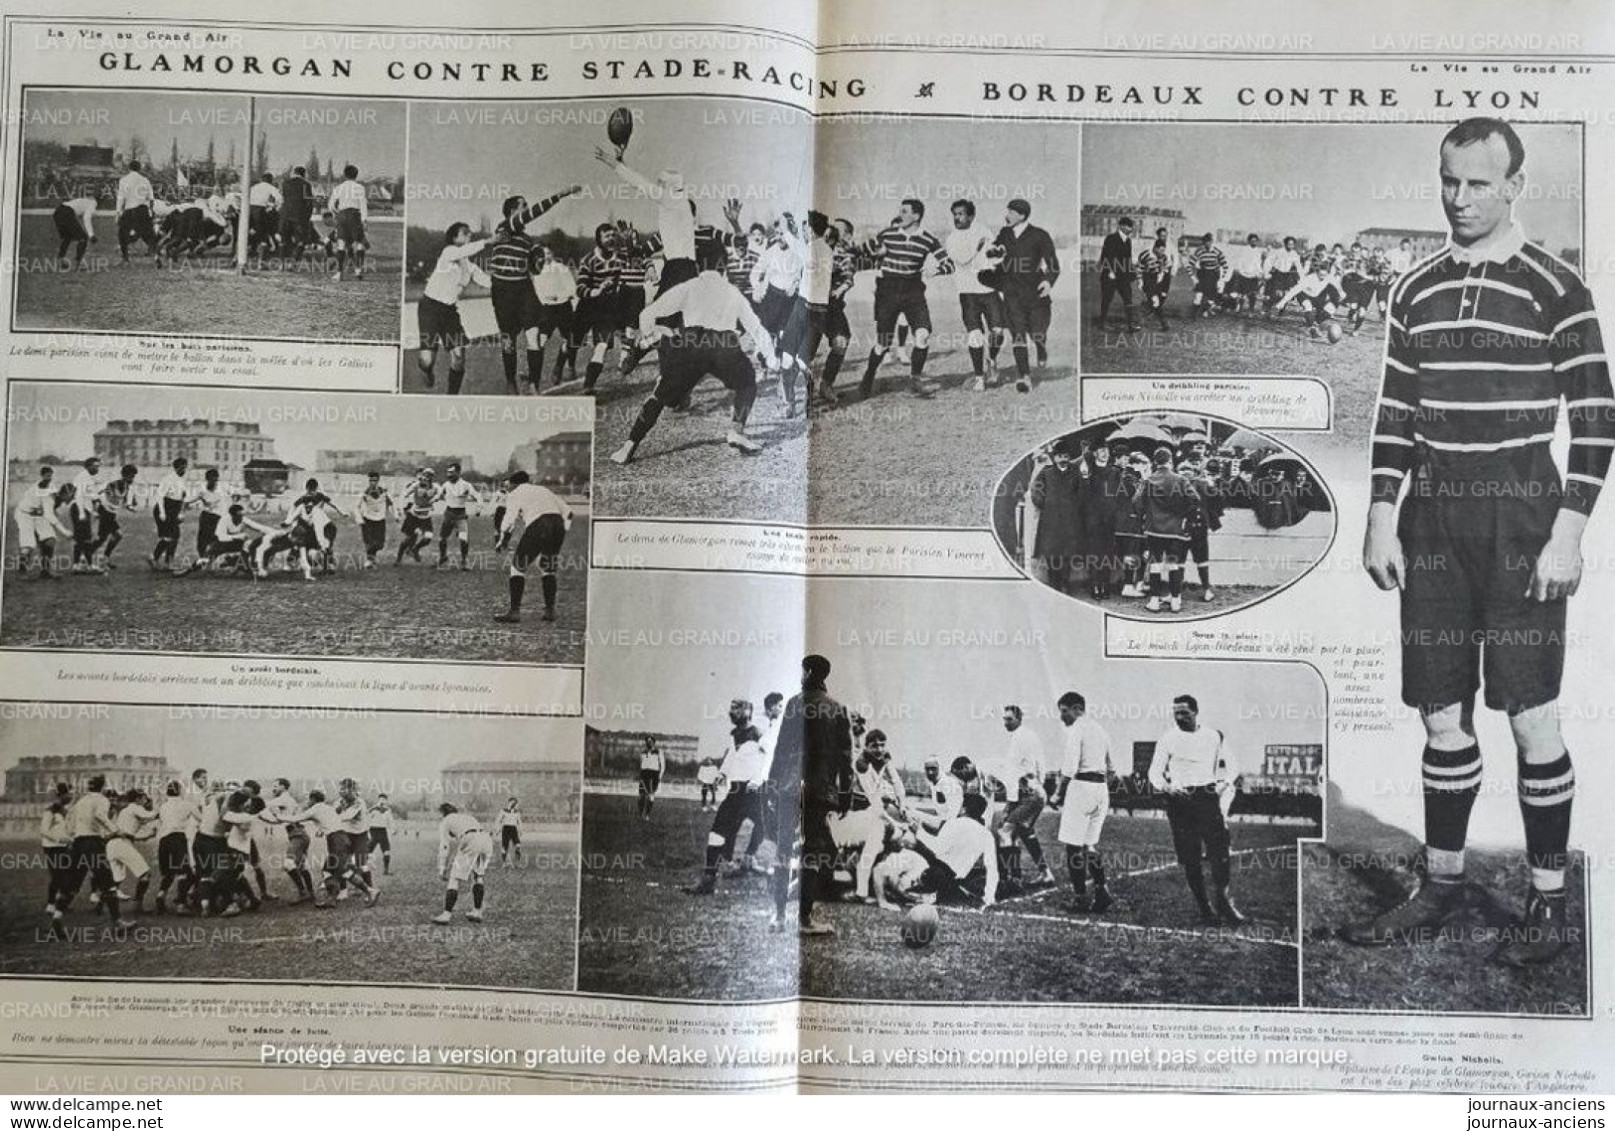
xmin=606 ymin=107 xmax=634 ymax=149
xmin=901 ymin=903 xmax=940 ymax=949
xmin=1325 ymin=321 xmax=1344 ymax=344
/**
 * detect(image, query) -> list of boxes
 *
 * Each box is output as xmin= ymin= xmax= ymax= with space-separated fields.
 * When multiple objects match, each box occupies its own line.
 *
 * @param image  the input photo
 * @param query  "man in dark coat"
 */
xmin=767 ymin=654 xmax=854 ymax=935
xmin=1028 ymin=445 xmax=1084 ymax=594
xmin=278 ymin=165 xmax=316 ymax=263
xmin=992 ymin=198 xmax=1061 ymax=392
xmin=1095 ymin=215 xmax=1141 ymax=333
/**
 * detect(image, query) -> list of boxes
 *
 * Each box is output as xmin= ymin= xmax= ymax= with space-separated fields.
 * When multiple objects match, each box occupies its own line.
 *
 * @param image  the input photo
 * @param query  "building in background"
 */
xmin=94 ymin=418 xmax=278 ymax=480
xmin=1079 ymin=203 xmax=1186 ymax=267
xmin=510 ymin=432 xmax=591 ymax=493
xmin=439 ymin=759 xmax=580 ymax=824
xmin=4 ymin=753 xmax=177 ymax=802
xmin=584 ymin=727 xmax=699 ymax=780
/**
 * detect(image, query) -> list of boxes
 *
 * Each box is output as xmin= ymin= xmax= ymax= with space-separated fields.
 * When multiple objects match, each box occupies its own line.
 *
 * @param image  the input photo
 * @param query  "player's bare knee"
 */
xmin=1420 ymin=700 xmax=1475 ymax=750
xmin=1508 ymin=702 xmax=1566 ymax=763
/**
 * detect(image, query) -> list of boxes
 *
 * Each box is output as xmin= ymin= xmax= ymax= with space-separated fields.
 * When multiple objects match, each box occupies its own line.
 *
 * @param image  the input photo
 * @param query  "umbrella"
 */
xmin=1258 ymin=452 xmax=1307 ymax=476
xmin=1159 ymin=412 xmax=1205 ymax=433
xmin=1224 ymin=428 xmax=1269 ymax=450
xmin=1082 ymin=419 xmax=1123 ymax=444
xmin=1177 ymin=429 xmax=1210 ymax=447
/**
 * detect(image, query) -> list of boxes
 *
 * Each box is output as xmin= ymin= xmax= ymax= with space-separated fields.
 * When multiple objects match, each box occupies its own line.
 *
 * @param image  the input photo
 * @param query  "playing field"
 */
xmin=1300 ymin=796 xmax=1589 ymax=1016
xmin=577 ymin=790 xmax=1303 ymax=1006
xmin=1078 ymin=273 xmax=1384 ymax=446
xmin=400 ymin=284 xmax=1086 ymax=530
xmin=0 ymin=512 xmax=589 ymax=664
xmin=12 ymin=213 xmax=404 ymax=343
xmin=0 ymin=827 xmax=578 ymax=991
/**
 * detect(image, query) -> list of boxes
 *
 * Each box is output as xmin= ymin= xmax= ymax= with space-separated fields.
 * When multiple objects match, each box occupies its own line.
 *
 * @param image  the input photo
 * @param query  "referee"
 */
xmin=1148 ymin=694 xmax=1245 ymax=926
xmin=1355 ymin=118 xmax=1613 ymax=967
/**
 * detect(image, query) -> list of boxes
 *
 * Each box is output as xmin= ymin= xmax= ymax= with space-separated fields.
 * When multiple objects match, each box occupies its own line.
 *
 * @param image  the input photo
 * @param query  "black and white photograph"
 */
xmin=577 ymin=571 xmax=1319 ymax=1005
xmin=992 ymin=413 xmax=1334 ymax=618
xmin=13 ymin=90 xmax=406 ymax=342
xmin=1302 ymin=116 xmax=1608 ymax=1019
xmin=402 ymin=101 xmax=1084 ymax=529
xmin=0 ymin=704 xmax=582 ymax=990
xmin=2 ymin=382 xmax=592 ymax=663
xmin=1077 ymin=121 xmax=1582 ymax=444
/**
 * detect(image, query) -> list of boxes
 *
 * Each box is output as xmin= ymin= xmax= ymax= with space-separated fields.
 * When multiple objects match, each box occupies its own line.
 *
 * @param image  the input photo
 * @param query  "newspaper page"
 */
xmin=0 ymin=0 xmax=1611 ymax=1102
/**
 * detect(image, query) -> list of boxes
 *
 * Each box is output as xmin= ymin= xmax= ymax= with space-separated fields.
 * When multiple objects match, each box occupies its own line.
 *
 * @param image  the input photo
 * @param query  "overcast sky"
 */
xmin=588 ymin=573 xmax=1321 ymax=769
xmin=7 ymin=383 xmax=589 ymax=472
xmin=25 ymin=90 xmax=405 ymax=176
xmin=406 ymin=98 xmax=813 ymax=233
xmin=1083 ymin=121 xmax=1581 ymax=253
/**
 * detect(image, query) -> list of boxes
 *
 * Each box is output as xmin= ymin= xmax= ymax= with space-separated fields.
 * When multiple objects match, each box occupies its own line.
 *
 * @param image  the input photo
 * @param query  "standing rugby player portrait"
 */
xmin=1355 ymin=117 xmax=1614 ymax=966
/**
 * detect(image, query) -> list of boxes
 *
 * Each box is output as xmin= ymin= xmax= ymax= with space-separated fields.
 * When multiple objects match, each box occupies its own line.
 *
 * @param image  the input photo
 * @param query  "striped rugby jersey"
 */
xmin=727 ymin=244 xmax=759 ymax=290
xmin=1138 ymin=248 xmax=1169 ymax=276
xmin=619 ymin=254 xmax=652 ymax=288
xmin=856 ymin=225 xmax=953 ymax=279
xmin=486 ymin=190 xmax=572 ymax=283
xmin=576 ymin=248 xmax=622 ymax=296
xmin=1370 ymin=224 xmax=1615 ymax=516
xmin=636 ymin=224 xmax=739 ymax=262
xmin=1191 ymin=245 xmax=1226 ymax=273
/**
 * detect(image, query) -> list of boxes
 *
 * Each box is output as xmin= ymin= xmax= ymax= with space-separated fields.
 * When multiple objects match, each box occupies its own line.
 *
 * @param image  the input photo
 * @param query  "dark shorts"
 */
xmin=155 ymin=498 xmax=182 ymax=541
xmin=1194 ymin=268 xmax=1221 ymax=299
xmin=652 ymin=329 xmax=758 ymax=404
xmin=1398 ymin=445 xmax=1567 ymax=714
xmin=514 ymin=512 xmax=567 ymax=573
xmin=1146 ymin=533 xmax=1188 ymax=565
xmin=440 ymin=507 xmax=469 ymax=538
xmin=534 ymin=302 xmax=572 ymax=336
xmin=1143 ymin=273 xmax=1171 ymax=303
xmin=575 ymin=294 xmax=619 ymax=342
xmin=501 ymin=825 xmax=520 ymax=849
xmin=1342 ymin=276 xmax=1376 ymax=307
xmin=349 ymin=830 xmax=371 ymax=860
xmin=54 ymin=204 xmax=88 ymax=243
xmin=418 ymin=296 xmax=468 ymax=351
xmin=368 ymin=828 xmax=391 ymax=853
xmin=334 ymin=207 xmax=365 ymax=247
xmin=1001 ymin=291 xmax=1050 ymax=339
xmin=191 ymin=833 xmax=224 ymax=877
xmin=1306 ymin=285 xmax=1342 ymax=313
xmin=1267 ymin=269 xmax=1299 ymax=298
xmin=826 ymin=298 xmax=851 ymax=342
xmin=96 ymin=505 xmax=121 ymax=541
xmin=1003 ymin=792 xmax=1044 ymax=831
xmin=959 ymin=291 xmax=1005 ymax=333
xmin=617 ymin=287 xmax=646 ymax=332
xmin=158 ymin=831 xmax=191 ymax=875
xmin=759 ymin=285 xmax=797 ymax=336
xmin=639 ymin=768 xmax=662 ymax=794
xmin=491 ymin=279 xmax=541 ymax=338
xmin=872 ymin=276 xmax=932 ymax=339
xmin=1227 ymin=274 xmax=1262 ymax=298
xmin=401 ymin=512 xmax=433 ymax=539
xmin=361 ymin=518 xmax=387 ymax=554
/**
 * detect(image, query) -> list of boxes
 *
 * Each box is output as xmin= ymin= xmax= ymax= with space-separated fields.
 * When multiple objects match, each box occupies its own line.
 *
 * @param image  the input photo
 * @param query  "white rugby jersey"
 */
xmin=944 ymin=223 xmax=997 ymax=296
xmin=1148 ymin=725 xmax=1233 ymax=791
xmin=1061 ymin=715 xmax=1113 ymax=778
xmin=499 ymin=482 xmax=572 ymax=535
xmin=439 ymin=478 xmax=482 ymax=509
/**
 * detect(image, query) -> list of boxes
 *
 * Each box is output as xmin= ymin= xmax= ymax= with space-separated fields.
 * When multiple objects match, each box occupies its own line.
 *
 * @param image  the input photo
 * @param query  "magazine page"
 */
xmin=0 ymin=0 xmax=818 ymax=1096
xmin=0 ymin=0 xmax=1612 ymax=1105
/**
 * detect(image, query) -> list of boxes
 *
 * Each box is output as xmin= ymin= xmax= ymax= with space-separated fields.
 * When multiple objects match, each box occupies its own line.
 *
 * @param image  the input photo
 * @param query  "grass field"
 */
xmin=12 ymin=214 xmax=403 ymax=343
xmin=1078 ymin=272 xmax=1384 ymax=446
xmin=0 ymin=829 xmax=577 ymax=990
xmin=1301 ymin=792 xmax=1589 ymax=1016
xmin=577 ymin=790 xmax=1303 ymax=1006
xmin=0 ymin=512 xmax=589 ymax=664
xmin=400 ymin=287 xmax=1085 ymax=529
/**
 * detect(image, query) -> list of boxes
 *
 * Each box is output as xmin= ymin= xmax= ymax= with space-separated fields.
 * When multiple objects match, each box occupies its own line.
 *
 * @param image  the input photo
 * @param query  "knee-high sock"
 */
xmin=447 ymin=365 xmax=466 ymax=395
xmin=629 ymin=396 xmax=667 ymax=445
xmin=507 ymin=573 xmax=526 ymax=613
xmin=526 ymin=349 xmax=544 ymax=386
xmin=1422 ymin=743 xmax=1483 ymax=879
xmin=471 ymin=882 xmax=484 ymax=910
xmin=968 ymin=345 xmax=985 ymax=375
xmin=859 ymin=349 xmax=883 ymax=394
xmin=910 ymin=346 xmax=929 ymax=377
xmin=1518 ymin=750 xmax=1575 ymax=892
xmin=822 ymin=348 xmax=846 ymax=387
xmin=540 ymin=572 xmax=557 ymax=611
xmin=1021 ymin=831 xmax=1044 ymax=866
xmin=500 ymin=347 xmax=519 ymax=390
xmin=1087 ymin=849 xmax=1107 ymax=893
xmin=733 ymin=384 xmax=757 ymax=427
xmin=1065 ymin=845 xmax=1087 ymax=897
xmin=1012 ymin=345 xmax=1030 ymax=378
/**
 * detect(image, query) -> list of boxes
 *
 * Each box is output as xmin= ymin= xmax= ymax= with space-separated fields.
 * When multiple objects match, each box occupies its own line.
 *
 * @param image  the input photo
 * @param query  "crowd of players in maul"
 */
xmin=1093 ymin=214 xmax=1418 ymax=338
xmin=52 ymin=159 xmax=375 ymax=279
xmin=1023 ymin=420 xmax=1327 ymax=609
xmin=11 ymin=454 xmax=574 ymax=623
xmin=414 ymin=144 xmax=1061 ymax=463
xmin=635 ymin=656 xmax=1250 ymax=937
xmin=34 ymin=768 xmax=530 ymax=937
